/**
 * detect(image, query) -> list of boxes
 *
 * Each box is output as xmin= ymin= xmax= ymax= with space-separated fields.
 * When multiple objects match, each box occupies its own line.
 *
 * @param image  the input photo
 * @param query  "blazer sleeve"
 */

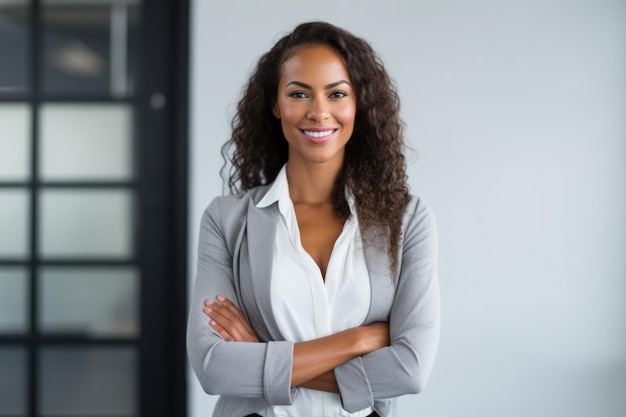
xmin=186 ymin=197 xmax=297 ymax=405
xmin=334 ymin=198 xmax=441 ymax=412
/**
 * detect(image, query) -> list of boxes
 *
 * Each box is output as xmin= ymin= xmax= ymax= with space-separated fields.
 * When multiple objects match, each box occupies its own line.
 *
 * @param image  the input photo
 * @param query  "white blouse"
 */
xmin=255 ymin=166 xmax=372 ymax=417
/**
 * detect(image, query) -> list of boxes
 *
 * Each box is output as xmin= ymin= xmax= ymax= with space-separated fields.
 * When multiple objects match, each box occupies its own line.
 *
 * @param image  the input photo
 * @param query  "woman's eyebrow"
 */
xmin=285 ymin=80 xmax=352 ymax=89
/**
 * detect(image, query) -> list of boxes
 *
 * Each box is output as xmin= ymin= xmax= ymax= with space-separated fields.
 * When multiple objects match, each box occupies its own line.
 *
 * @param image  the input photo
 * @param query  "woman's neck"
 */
xmin=285 ymin=160 xmax=342 ymax=205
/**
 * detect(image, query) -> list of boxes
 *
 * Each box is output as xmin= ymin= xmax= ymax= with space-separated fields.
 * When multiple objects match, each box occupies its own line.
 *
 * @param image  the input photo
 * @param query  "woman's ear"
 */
xmin=272 ymin=102 xmax=280 ymax=119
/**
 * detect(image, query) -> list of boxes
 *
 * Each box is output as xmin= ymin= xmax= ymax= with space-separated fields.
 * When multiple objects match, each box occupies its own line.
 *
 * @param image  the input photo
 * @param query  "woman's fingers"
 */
xmin=205 ymin=300 xmax=245 ymax=333
xmin=208 ymin=319 xmax=233 ymax=341
xmin=203 ymin=296 xmax=259 ymax=342
xmin=209 ymin=297 xmax=243 ymax=323
xmin=204 ymin=303 xmax=244 ymax=340
xmin=216 ymin=295 xmax=248 ymax=321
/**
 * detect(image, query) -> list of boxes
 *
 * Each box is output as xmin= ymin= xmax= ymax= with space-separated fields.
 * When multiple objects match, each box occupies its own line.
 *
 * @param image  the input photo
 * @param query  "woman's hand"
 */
xmin=203 ymin=296 xmax=259 ymax=342
xmin=299 ymin=323 xmax=389 ymax=392
xmin=291 ymin=321 xmax=390 ymax=387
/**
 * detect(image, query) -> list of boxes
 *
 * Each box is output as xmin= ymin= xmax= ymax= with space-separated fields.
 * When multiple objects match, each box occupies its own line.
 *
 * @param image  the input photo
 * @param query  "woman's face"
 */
xmin=273 ymin=44 xmax=357 ymax=168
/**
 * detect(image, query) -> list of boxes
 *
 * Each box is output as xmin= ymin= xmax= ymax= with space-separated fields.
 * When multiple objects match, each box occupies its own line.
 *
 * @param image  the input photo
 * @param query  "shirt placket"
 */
xmin=284 ymin=204 xmax=333 ymax=417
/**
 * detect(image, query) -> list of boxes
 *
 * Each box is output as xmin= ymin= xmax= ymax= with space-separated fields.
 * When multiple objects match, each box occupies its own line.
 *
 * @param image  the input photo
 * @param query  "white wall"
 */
xmin=189 ymin=1 xmax=626 ymax=416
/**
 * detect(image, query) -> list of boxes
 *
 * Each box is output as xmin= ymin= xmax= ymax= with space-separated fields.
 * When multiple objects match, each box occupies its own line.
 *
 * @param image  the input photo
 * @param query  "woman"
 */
xmin=187 ymin=21 xmax=440 ymax=417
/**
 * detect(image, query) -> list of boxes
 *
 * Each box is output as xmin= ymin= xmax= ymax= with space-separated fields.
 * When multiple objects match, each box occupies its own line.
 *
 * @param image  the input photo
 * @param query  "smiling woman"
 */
xmin=273 ymin=44 xmax=356 ymax=168
xmin=187 ymin=21 xmax=440 ymax=417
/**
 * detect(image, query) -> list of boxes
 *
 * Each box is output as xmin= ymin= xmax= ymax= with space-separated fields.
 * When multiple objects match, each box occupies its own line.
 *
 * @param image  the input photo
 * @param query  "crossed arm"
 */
xmin=187 ymin=196 xmax=439 ymax=411
xmin=203 ymin=295 xmax=390 ymax=391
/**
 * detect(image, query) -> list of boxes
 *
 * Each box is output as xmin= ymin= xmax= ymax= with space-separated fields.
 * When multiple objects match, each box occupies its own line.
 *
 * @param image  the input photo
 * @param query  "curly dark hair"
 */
xmin=222 ymin=21 xmax=410 ymax=276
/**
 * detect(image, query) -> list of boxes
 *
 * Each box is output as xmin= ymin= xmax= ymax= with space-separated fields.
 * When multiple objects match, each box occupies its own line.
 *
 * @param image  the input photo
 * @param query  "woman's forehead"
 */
xmin=279 ymin=45 xmax=351 ymax=86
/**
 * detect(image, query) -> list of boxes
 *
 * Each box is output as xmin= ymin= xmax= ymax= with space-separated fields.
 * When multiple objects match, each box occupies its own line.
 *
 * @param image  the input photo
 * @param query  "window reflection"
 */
xmin=42 ymin=0 xmax=139 ymax=97
xmin=0 ymin=1 xmax=29 ymax=93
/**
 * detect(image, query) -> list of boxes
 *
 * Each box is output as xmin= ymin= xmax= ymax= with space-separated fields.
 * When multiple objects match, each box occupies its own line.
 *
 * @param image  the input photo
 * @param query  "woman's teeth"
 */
xmin=303 ymin=130 xmax=334 ymax=138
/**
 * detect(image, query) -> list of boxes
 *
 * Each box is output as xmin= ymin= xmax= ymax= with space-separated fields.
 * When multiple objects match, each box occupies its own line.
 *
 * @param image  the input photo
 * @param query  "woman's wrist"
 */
xmin=355 ymin=322 xmax=390 ymax=355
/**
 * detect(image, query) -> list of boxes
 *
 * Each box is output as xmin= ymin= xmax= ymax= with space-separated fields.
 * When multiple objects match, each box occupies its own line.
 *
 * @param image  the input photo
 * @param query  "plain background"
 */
xmin=188 ymin=1 xmax=626 ymax=416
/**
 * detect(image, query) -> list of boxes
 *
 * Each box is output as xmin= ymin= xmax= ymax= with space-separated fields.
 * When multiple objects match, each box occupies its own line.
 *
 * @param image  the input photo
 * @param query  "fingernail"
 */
xmin=204 ymin=307 xmax=212 ymax=313
xmin=210 ymin=320 xmax=216 ymax=326
xmin=217 ymin=295 xmax=225 ymax=301
xmin=206 ymin=299 xmax=214 ymax=305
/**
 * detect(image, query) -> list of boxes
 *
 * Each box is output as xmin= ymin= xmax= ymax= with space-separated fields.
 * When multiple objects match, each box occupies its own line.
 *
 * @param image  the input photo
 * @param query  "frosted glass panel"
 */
xmin=0 ymin=268 xmax=28 ymax=333
xmin=40 ymin=267 xmax=138 ymax=337
xmin=0 ymin=189 xmax=29 ymax=257
xmin=41 ymin=2 xmax=140 ymax=97
xmin=0 ymin=1 xmax=29 ymax=93
xmin=40 ymin=104 xmax=133 ymax=180
xmin=39 ymin=189 xmax=133 ymax=258
xmin=0 ymin=347 xmax=27 ymax=415
xmin=0 ymin=104 xmax=31 ymax=180
xmin=40 ymin=347 xmax=136 ymax=416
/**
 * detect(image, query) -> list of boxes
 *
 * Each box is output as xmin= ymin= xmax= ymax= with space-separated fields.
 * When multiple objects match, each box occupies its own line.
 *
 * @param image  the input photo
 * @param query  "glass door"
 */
xmin=0 ymin=0 xmax=187 ymax=415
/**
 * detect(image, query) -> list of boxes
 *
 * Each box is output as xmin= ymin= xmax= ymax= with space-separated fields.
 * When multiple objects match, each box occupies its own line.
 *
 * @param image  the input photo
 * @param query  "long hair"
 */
xmin=222 ymin=21 xmax=410 ymax=276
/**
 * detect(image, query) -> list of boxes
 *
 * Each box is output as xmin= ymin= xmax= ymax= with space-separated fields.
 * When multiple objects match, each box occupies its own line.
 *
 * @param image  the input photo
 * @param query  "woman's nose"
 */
xmin=306 ymin=97 xmax=329 ymax=122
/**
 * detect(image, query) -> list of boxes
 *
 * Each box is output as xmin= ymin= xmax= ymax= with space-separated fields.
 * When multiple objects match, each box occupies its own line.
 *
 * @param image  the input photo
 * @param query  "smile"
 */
xmin=302 ymin=129 xmax=336 ymax=138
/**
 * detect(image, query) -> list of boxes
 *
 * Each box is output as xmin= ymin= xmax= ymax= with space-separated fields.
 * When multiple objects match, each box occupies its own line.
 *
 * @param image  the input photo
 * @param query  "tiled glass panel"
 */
xmin=40 ymin=103 xmax=133 ymax=180
xmin=39 ymin=189 xmax=133 ymax=258
xmin=0 ymin=189 xmax=29 ymax=258
xmin=0 ymin=347 xmax=27 ymax=415
xmin=0 ymin=1 xmax=29 ymax=93
xmin=40 ymin=267 xmax=138 ymax=337
xmin=0 ymin=268 xmax=28 ymax=334
xmin=40 ymin=347 xmax=136 ymax=416
xmin=41 ymin=1 xmax=140 ymax=97
xmin=0 ymin=104 xmax=31 ymax=181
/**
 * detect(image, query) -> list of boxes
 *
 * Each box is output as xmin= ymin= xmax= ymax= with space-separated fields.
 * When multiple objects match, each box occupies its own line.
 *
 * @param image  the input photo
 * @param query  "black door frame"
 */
xmin=139 ymin=0 xmax=189 ymax=415
xmin=0 ymin=0 xmax=189 ymax=415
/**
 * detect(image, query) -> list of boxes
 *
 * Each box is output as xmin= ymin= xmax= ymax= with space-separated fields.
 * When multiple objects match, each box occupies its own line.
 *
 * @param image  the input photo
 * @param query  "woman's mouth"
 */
xmin=301 ymin=129 xmax=337 ymax=143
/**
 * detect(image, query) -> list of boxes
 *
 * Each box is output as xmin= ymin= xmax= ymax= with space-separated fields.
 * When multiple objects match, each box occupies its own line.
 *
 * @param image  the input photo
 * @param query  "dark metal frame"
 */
xmin=138 ymin=0 xmax=189 ymax=414
xmin=0 ymin=0 xmax=188 ymax=415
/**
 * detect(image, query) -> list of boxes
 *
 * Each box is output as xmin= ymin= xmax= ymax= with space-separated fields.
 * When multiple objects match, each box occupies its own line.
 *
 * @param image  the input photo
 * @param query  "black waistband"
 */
xmin=247 ymin=413 xmax=380 ymax=417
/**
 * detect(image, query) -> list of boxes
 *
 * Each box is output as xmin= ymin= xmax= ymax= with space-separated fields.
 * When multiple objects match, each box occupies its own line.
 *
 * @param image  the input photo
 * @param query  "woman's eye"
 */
xmin=289 ymin=91 xmax=308 ymax=99
xmin=329 ymin=91 xmax=347 ymax=99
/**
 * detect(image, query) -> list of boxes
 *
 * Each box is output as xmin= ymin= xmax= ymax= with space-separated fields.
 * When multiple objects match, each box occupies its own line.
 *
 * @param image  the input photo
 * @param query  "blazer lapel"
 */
xmin=363 ymin=227 xmax=396 ymax=322
xmin=241 ymin=199 xmax=284 ymax=340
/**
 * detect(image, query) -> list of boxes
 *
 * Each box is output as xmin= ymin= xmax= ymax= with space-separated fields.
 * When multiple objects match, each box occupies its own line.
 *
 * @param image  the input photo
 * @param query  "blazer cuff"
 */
xmin=263 ymin=341 xmax=296 ymax=405
xmin=334 ymin=356 xmax=373 ymax=412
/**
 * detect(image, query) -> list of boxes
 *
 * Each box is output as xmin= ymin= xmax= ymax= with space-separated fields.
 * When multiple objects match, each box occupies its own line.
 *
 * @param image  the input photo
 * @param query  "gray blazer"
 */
xmin=187 ymin=186 xmax=440 ymax=417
